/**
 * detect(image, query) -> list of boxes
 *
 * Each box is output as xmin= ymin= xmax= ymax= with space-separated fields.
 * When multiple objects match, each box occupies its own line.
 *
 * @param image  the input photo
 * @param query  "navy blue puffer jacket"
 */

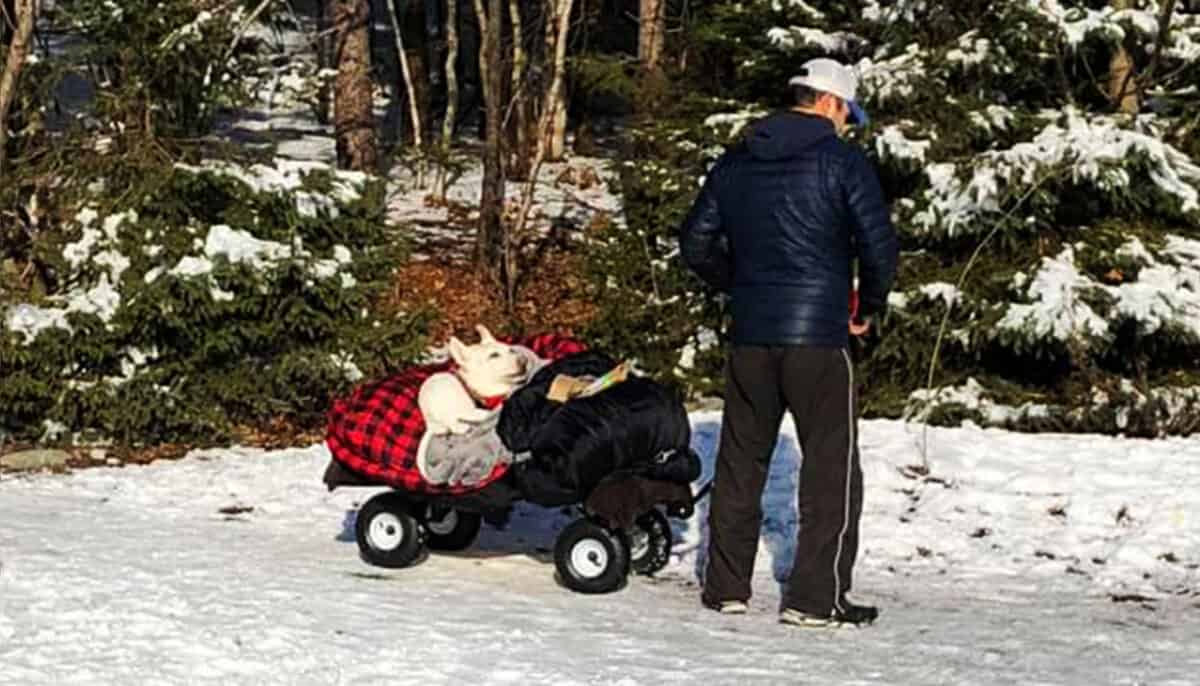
xmin=679 ymin=111 xmax=899 ymax=347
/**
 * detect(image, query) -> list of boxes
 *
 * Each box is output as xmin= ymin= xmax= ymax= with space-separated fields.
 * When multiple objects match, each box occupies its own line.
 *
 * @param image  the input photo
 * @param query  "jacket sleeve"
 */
xmin=678 ymin=162 xmax=732 ymax=292
xmin=842 ymin=149 xmax=899 ymax=318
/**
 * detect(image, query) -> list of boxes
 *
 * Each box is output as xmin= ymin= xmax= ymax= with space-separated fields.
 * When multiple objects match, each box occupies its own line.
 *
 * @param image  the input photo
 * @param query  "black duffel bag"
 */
xmin=498 ymin=354 xmax=699 ymax=505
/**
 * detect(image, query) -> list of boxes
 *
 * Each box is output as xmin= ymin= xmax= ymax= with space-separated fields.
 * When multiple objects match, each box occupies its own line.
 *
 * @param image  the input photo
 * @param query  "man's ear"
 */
xmin=448 ymin=337 xmax=468 ymax=366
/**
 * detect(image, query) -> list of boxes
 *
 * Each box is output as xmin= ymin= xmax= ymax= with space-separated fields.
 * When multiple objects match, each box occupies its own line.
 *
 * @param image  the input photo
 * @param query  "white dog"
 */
xmin=418 ymin=325 xmax=542 ymax=435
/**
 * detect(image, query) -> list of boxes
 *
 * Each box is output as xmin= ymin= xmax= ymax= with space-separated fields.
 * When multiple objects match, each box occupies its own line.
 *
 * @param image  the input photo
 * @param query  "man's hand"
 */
xmin=849 ymin=317 xmax=871 ymax=337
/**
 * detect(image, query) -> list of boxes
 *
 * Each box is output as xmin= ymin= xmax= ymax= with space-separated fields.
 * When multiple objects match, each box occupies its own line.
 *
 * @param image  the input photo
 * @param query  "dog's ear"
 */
xmin=448 ymin=336 xmax=469 ymax=366
xmin=475 ymin=324 xmax=497 ymax=345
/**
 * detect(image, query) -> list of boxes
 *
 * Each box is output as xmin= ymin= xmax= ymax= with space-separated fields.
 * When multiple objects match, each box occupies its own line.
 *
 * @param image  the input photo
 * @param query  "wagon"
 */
xmin=322 ymin=334 xmax=705 ymax=593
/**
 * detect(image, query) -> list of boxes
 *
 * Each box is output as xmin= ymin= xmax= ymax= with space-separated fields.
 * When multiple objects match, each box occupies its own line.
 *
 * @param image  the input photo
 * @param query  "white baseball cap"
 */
xmin=788 ymin=58 xmax=868 ymax=126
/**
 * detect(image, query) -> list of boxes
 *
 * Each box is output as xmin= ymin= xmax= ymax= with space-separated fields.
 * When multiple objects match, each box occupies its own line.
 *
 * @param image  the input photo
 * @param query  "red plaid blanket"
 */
xmin=325 ymin=333 xmax=587 ymax=494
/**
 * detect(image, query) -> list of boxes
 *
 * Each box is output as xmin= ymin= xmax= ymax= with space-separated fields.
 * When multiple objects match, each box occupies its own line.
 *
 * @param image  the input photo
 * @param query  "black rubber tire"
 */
xmin=422 ymin=507 xmax=483 ymax=552
xmin=554 ymin=518 xmax=630 ymax=594
xmin=629 ymin=508 xmax=673 ymax=576
xmin=355 ymin=492 xmax=426 ymax=568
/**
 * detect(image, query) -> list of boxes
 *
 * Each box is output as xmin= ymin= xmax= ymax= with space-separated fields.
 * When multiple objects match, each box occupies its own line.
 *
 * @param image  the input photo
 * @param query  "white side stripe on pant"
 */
xmin=832 ymin=348 xmax=856 ymax=615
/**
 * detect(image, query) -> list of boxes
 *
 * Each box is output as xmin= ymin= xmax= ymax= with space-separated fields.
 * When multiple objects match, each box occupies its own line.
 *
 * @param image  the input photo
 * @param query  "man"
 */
xmin=679 ymin=58 xmax=898 ymax=627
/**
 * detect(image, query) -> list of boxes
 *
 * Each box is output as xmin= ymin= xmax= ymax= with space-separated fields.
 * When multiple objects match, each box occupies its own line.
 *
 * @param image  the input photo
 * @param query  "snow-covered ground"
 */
xmin=386 ymin=154 xmax=621 ymax=262
xmin=222 ymin=72 xmax=621 ymax=264
xmin=210 ymin=13 xmax=623 ymax=266
xmin=2 ymin=414 xmax=1198 ymax=685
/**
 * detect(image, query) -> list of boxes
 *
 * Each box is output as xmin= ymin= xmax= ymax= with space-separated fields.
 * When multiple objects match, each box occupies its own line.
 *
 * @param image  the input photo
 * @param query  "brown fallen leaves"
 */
xmin=387 ymin=244 xmax=599 ymax=344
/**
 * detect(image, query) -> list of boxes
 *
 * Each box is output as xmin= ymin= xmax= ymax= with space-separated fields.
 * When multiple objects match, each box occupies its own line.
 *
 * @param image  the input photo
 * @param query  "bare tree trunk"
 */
xmin=1141 ymin=0 xmax=1178 ymax=101
xmin=472 ymin=0 xmax=490 ymax=122
xmin=543 ymin=0 xmax=556 ymax=74
xmin=542 ymin=0 xmax=572 ymax=161
xmin=475 ymin=0 xmax=507 ymax=286
xmin=316 ymin=0 xmax=335 ymax=125
xmin=547 ymin=92 xmax=566 ymax=160
xmin=0 ymin=0 xmax=34 ymax=176
xmin=434 ymin=0 xmax=459 ymax=199
xmin=334 ymin=0 xmax=378 ymax=171
xmin=1108 ymin=44 xmax=1139 ymax=114
xmin=408 ymin=47 xmax=431 ymax=141
xmin=388 ymin=0 xmax=423 ymax=151
xmin=388 ymin=0 xmax=422 ymax=148
xmin=441 ymin=0 xmax=459 ymax=144
xmin=1108 ymin=0 xmax=1139 ymax=114
xmin=503 ymin=0 xmax=573 ymax=304
xmin=638 ymin=0 xmax=665 ymax=74
xmin=506 ymin=0 xmax=536 ymax=180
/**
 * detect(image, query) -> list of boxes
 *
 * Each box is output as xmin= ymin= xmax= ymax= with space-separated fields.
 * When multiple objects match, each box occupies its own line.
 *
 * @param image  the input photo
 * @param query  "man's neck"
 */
xmin=790 ymin=106 xmax=828 ymax=120
xmin=790 ymin=106 xmax=844 ymax=134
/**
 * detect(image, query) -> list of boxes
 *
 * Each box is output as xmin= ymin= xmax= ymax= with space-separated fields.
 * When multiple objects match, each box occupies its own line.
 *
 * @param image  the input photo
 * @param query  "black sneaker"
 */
xmin=780 ymin=600 xmax=879 ymax=628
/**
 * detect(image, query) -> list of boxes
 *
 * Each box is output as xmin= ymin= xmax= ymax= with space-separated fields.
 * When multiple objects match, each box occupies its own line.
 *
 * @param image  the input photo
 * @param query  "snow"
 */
xmin=70 ymin=211 xmax=135 ymax=281
xmin=160 ymin=9 xmax=215 ymax=51
xmin=1081 ymin=380 xmax=1200 ymax=432
xmin=387 ymin=156 xmax=624 ymax=262
xmin=766 ymin=26 xmax=866 ymax=54
xmin=917 ymin=281 xmax=962 ymax=307
xmin=1107 ymin=235 xmax=1200 ymax=336
xmin=1155 ymin=385 xmax=1200 ymax=419
xmin=674 ymin=327 xmax=719 ymax=374
xmin=969 ymin=105 xmax=1016 ymax=133
xmin=38 ymin=419 xmax=69 ymax=442
xmin=330 ymin=351 xmax=364 ymax=383
xmin=1117 ymin=236 xmax=1155 ymax=265
xmin=61 ymin=275 xmax=123 ymax=323
xmin=4 ymin=304 xmax=72 ymax=344
xmin=997 ymin=246 xmax=1110 ymax=346
xmin=1027 ymin=0 xmax=1200 ymax=59
xmin=205 ymin=225 xmax=294 ymax=271
xmin=115 ymin=347 xmax=158 ymax=385
xmin=163 ymin=256 xmax=211 ymax=279
xmin=908 ymin=377 xmax=1050 ymax=425
xmin=914 ymin=110 xmax=1200 ymax=236
xmin=3 ymin=274 xmax=124 ymax=344
xmin=4 ymin=179 xmax=360 ymax=344
xmin=769 ymin=0 xmax=824 ymax=18
xmin=3 ymin=207 xmax=138 ymax=343
xmin=887 ymin=291 xmax=910 ymax=310
xmin=2 ymin=413 xmax=1198 ymax=684
xmin=702 ymin=109 xmax=767 ymax=138
xmin=997 ymin=237 xmax=1200 ymax=344
xmin=174 ymin=159 xmax=365 ymax=211
xmin=861 ymin=0 xmax=923 ymax=24
xmin=151 ymin=225 xmax=357 ymax=295
xmin=946 ymin=30 xmax=993 ymax=68
xmin=1027 ymin=0 xmax=1125 ymax=47
xmin=855 ymin=45 xmax=927 ymax=104
xmin=875 ymin=124 xmax=932 ymax=164
xmin=61 ymin=208 xmax=112 ymax=270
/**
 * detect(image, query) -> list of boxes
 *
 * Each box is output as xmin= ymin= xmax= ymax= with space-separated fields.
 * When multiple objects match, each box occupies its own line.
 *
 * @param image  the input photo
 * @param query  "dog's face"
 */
xmin=449 ymin=325 xmax=529 ymax=398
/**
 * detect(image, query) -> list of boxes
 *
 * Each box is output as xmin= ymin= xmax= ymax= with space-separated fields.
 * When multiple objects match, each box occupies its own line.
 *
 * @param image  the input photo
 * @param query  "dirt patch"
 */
xmin=229 ymin=416 xmax=325 ymax=450
xmin=387 ymin=245 xmax=598 ymax=344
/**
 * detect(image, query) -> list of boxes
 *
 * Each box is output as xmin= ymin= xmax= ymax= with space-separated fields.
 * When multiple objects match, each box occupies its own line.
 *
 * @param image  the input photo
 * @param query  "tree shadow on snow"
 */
xmin=336 ymin=509 xmax=357 ymax=543
xmin=330 ymin=421 xmax=806 ymax=588
xmin=689 ymin=420 xmax=802 ymax=593
xmin=335 ymin=499 xmax=573 ymax=568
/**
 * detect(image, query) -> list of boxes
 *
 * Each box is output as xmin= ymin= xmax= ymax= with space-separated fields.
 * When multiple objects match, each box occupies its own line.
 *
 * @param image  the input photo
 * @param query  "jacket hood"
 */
xmin=745 ymin=111 xmax=837 ymax=161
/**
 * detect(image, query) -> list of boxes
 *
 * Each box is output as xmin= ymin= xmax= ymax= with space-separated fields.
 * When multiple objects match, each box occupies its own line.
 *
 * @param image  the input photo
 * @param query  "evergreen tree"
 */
xmin=587 ymin=0 xmax=1200 ymax=436
xmin=0 ymin=1 xmax=430 ymax=448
